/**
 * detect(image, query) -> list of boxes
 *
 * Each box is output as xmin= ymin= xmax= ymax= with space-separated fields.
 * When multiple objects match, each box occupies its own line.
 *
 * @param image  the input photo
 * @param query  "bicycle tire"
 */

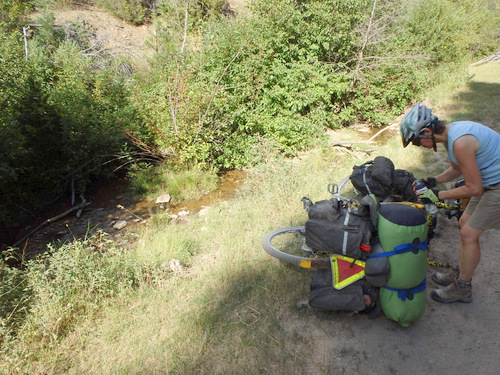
xmin=336 ymin=175 xmax=363 ymax=201
xmin=261 ymin=226 xmax=331 ymax=269
xmin=337 ymin=175 xmax=351 ymax=194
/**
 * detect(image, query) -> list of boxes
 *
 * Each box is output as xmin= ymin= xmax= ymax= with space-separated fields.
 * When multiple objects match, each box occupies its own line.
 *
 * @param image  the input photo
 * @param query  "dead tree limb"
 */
xmin=351 ymin=0 xmax=378 ymax=89
xmin=367 ymin=123 xmax=398 ymax=141
xmin=12 ymin=200 xmax=91 ymax=249
xmin=470 ymin=52 xmax=500 ymax=67
xmin=200 ymin=49 xmax=242 ymax=127
xmin=331 ymin=140 xmax=375 ymax=147
xmin=23 ymin=26 xmax=29 ymax=59
xmin=330 ymin=123 xmax=398 ymax=148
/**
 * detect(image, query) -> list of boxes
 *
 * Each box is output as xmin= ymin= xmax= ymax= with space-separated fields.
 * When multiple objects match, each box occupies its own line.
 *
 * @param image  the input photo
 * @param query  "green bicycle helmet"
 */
xmin=400 ymin=102 xmax=438 ymax=147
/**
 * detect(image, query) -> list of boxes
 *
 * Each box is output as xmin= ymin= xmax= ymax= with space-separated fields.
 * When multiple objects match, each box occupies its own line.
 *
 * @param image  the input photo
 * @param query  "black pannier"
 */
xmin=304 ymin=197 xmax=376 ymax=259
xmin=350 ymin=156 xmax=417 ymax=202
xmin=309 ymin=268 xmax=378 ymax=312
xmin=306 ymin=199 xmax=342 ymax=221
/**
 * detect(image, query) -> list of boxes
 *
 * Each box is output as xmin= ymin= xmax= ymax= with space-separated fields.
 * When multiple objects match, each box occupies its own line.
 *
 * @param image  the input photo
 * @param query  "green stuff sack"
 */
xmin=377 ymin=203 xmax=428 ymax=289
xmin=379 ymin=280 xmax=427 ymax=327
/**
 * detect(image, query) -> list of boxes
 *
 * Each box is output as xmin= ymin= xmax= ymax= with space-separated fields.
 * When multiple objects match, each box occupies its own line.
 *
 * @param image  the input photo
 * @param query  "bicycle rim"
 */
xmin=337 ymin=175 xmax=363 ymax=200
xmin=261 ymin=226 xmax=331 ymax=269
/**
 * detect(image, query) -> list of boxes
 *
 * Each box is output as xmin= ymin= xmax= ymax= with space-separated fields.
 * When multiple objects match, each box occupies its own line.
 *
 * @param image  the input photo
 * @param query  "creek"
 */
xmin=3 ymin=170 xmax=248 ymax=259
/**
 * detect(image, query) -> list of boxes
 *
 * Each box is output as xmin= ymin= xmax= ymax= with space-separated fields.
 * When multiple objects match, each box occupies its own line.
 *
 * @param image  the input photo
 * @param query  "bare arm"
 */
xmin=435 ymin=164 xmax=462 ymax=184
xmin=437 ymin=135 xmax=483 ymax=200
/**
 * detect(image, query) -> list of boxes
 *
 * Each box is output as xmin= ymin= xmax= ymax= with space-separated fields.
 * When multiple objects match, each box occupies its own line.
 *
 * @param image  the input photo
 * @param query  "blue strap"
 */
xmin=383 ymin=279 xmax=427 ymax=301
xmin=368 ymin=239 xmax=428 ymax=259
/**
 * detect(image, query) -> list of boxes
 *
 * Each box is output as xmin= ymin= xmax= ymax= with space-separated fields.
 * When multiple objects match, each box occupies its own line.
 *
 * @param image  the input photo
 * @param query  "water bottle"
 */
xmin=414 ymin=179 xmax=427 ymax=193
xmin=414 ymin=179 xmax=438 ymax=215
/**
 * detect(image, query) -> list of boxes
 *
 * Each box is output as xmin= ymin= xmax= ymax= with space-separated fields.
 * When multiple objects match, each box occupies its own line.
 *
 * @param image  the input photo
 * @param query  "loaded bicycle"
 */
xmin=261 ymin=175 xmax=465 ymax=269
xmin=261 ymin=159 xmax=469 ymax=326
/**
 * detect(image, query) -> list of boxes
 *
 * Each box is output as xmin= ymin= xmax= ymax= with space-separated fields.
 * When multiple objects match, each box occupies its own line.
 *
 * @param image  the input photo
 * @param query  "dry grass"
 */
xmin=2 ymin=139 xmax=430 ymax=374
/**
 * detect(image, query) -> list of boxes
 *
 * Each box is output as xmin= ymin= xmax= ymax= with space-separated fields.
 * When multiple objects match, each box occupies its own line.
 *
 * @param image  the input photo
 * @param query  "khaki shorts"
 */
xmin=465 ymin=182 xmax=500 ymax=230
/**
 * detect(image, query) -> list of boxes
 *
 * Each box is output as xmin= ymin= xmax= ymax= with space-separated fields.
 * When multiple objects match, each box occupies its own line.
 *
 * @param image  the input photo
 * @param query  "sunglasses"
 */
xmin=411 ymin=133 xmax=434 ymax=146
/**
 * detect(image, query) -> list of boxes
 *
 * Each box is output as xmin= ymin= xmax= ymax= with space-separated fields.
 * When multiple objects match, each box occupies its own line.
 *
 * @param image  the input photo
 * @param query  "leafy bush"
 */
xmin=95 ymin=0 xmax=148 ymax=25
xmin=0 ymin=0 xmax=32 ymax=32
xmin=0 ymin=15 xmax=145 ymax=225
xmin=402 ymin=0 xmax=499 ymax=62
xmin=133 ymin=0 xmax=500 ymax=170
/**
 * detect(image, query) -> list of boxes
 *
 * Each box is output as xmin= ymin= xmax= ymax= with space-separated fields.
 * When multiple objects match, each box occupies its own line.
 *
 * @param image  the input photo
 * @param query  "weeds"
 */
xmin=0 ymin=255 xmax=31 ymax=340
xmin=127 ymin=163 xmax=218 ymax=202
xmin=0 ymin=232 xmax=176 ymax=373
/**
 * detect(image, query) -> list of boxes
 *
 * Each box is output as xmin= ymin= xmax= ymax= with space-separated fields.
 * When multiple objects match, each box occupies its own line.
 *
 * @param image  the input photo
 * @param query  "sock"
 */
xmin=457 ymin=279 xmax=472 ymax=286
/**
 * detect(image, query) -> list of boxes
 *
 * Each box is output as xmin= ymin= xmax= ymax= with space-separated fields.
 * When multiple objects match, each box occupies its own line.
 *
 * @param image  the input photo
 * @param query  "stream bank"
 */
xmin=5 ymin=170 xmax=247 ymax=260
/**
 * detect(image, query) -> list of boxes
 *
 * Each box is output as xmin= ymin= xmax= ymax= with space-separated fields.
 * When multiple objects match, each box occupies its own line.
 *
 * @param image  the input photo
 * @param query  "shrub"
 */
xmin=0 ymin=0 xmax=32 ymax=33
xmin=95 ymin=0 xmax=148 ymax=25
xmin=0 ymin=16 xmax=145 ymax=225
xmin=24 ymin=239 xmax=137 ymax=341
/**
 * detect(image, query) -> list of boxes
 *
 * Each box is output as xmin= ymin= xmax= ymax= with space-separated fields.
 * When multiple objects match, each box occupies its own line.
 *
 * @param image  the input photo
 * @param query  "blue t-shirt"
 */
xmin=447 ymin=121 xmax=500 ymax=186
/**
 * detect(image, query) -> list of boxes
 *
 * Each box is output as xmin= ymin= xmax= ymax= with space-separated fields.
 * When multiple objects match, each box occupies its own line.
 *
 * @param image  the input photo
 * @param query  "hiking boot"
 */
xmin=431 ymin=280 xmax=472 ymax=304
xmin=431 ymin=267 xmax=459 ymax=286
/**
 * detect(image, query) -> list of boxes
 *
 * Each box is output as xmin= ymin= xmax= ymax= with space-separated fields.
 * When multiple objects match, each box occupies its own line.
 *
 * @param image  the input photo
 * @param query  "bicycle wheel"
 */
xmin=336 ymin=175 xmax=363 ymax=201
xmin=261 ymin=226 xmax=331 ymax=269
xmin=337 ymin=175 xmax=351 ymax=194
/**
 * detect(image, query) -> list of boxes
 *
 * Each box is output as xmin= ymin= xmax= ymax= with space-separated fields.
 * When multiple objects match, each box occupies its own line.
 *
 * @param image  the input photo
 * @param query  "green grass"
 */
xmin=127 ymin=163 xmax=219 ymax=202
xmin=444 ymin=62 xmax=500 ymax=128
xmin=428 ymin=61 xmax=500 ymax=128
xmin=1 ymin=145 xmax=426 ymax=374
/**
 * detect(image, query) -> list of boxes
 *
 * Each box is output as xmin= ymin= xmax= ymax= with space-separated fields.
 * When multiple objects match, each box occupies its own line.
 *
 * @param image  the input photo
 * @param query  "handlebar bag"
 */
xmin=350 ymin=156 xmax=394 ymax=198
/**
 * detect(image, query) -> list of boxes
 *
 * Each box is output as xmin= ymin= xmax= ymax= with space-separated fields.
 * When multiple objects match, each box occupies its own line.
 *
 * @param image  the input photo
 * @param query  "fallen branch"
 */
xmin=12 ymin=199 xmax=91 ymax=249
xmin=330 ymin=123 xmax=398 ymax=147
xmin=330 ymin=139 xmax=375 ymax=147
xmin=470 ymin=52 xmax=500 ymax=67
xmin=367 ymin=123 xmax=398 ymax=141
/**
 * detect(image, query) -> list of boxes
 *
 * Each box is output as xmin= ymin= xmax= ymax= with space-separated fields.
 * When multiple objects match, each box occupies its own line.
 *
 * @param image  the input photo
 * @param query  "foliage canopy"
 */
xmin=0 ymin=0 xmax=499 ymax=226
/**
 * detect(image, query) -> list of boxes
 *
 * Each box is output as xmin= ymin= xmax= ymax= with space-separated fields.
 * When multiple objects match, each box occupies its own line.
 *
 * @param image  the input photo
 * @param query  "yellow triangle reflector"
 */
xmin=299 ymin=259 xmax=312 ymax=268
xmin=331 ymin=255 xmax=365 ymax=290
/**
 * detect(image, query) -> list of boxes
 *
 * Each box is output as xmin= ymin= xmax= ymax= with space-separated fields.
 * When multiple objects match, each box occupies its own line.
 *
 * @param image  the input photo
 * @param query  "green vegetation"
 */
xmin=0 ymin=9 xmax=145 ymax=227
xmin=94 ymin=0 xmax=150 ymax=25
xmin=2 ymin=58 xmax=500 ymax=373
xmin=439 ymin=62 xmax=500 ymax=126
xmin=1 ymin=0 xmax=498 ymax=226
xmin=127 ymin=163 xmax=218 ymax=201
xmin=134 ymin=0 xmax=499 ymax=171
xmin=1 ymin=1 xmax=500 ymax=370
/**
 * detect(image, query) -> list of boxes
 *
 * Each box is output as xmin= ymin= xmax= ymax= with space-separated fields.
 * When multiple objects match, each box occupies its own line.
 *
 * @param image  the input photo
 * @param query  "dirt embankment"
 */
xmin=34 ymin=6 xmax=155 ymax=58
